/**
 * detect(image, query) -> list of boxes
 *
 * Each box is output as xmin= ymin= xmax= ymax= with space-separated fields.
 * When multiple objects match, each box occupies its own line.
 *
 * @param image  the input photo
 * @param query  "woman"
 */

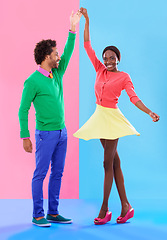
xmin=74 ymin=8 xmax=159 ymax=225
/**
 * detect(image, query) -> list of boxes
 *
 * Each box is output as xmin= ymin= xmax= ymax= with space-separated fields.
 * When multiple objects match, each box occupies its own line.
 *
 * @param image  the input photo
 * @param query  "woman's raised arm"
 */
xmin=80 ymin=7 xmax=90 ymax=42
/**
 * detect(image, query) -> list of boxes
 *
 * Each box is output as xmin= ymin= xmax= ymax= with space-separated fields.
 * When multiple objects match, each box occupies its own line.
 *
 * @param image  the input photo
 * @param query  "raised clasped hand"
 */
xmin=70 ymin=9 xmax=82 ymax=26
xmin=80 ymin=7 xmax=88 ymax=19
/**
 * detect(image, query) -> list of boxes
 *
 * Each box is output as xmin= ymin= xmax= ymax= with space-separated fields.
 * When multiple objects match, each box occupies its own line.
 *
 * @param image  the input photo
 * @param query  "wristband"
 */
xmin=69 ymin=30 xmax=77 ymax=34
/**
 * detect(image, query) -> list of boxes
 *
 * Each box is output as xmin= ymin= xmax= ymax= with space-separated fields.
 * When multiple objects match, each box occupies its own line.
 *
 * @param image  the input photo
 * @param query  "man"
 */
xmin=18 ymin=10 xmax=82 ymax=227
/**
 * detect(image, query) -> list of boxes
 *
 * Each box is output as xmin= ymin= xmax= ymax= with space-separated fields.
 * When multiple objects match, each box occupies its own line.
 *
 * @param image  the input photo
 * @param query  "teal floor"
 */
xmin=0 ymin=199 xmax=166 ymax=240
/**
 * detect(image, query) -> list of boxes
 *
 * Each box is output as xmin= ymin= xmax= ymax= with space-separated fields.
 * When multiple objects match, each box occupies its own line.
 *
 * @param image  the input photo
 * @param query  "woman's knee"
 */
xmin=113 ymin=160 xmax=121 ymax=170
xmin=103 ymin=153 xmax=114 ymax=171
xmin=103 ymin=140 xmax=118 ymax=171
xmin=113 ymin=153 xmax=121 ymax=170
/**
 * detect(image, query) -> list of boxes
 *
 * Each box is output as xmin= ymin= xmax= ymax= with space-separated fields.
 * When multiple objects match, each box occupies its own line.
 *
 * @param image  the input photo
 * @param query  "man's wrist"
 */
xmin=70 ymin=24 xmax=76 ymax=32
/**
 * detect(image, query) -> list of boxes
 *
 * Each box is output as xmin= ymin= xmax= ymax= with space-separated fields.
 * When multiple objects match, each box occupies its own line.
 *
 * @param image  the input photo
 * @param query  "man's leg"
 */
xmin=32 ymin=130 xmax=56 ymax=218
xmin=47 ymin=127 xmax=67 ymax=215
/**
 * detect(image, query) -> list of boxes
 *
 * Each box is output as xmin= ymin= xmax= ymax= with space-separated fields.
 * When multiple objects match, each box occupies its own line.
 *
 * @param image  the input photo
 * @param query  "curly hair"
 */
xmin=102 ymin=46 xmax=121 ymax=62
xmin=34 ymin=39 xmax=57 ymax=65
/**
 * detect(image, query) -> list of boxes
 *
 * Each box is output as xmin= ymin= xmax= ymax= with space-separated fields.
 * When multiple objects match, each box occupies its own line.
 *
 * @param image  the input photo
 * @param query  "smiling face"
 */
xmin=48 ymin=47 xmax=61 ymax=69
xmin=103 ymin=50 xmax=118 ymax=72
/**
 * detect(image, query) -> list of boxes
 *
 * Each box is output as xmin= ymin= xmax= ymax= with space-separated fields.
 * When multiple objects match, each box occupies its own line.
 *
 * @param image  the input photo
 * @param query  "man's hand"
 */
xmin=23 ymin=139 xmax=33 ymax=153
xmin=70 ymin=10 xmax=82 ymax=31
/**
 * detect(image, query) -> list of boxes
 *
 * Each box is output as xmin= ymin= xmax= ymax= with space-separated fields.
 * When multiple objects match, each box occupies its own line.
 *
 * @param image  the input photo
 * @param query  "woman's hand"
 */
xmin=80 ymin=7 xmax=89 ymax=20
xmin=70 ymin=10 xmax=82 ymax=32
xmin=149 ymin=111 xmax=160 ymax=122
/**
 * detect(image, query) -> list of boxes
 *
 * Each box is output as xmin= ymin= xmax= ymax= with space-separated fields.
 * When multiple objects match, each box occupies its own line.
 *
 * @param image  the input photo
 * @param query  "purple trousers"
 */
xmin=32 ymin=127 xmax=67 ymax=218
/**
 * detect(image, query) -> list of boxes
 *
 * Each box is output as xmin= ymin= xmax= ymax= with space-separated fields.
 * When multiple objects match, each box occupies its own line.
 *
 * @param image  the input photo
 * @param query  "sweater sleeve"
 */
xmin=84 ymin=41 xmax=103 ymax=72
xmin=55 ymin=31 xmax=76 ymax=77
xmin=18 ymin=79 xmax=36 ymax=138
xmin=124 ymin=74 xmax=140 ymax=105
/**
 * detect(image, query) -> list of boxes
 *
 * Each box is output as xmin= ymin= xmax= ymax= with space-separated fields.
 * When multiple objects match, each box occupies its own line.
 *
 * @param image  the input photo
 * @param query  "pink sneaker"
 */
xmin=94 ymin=210 xmax=112 ymax=225
xmin=116 ymin=204 xmax=134 ymax=224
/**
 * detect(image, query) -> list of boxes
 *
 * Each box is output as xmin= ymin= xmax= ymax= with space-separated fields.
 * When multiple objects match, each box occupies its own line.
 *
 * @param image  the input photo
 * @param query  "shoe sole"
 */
xmin=47 ymin=220 xmax=73 ymax=224
xmin=32 ymin=222 xmax=51 ymax=227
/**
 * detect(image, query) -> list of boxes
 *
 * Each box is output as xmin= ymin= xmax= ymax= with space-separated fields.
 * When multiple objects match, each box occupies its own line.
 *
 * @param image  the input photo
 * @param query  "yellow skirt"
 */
xmin=73 ymin=104 xmax=140 ymax=141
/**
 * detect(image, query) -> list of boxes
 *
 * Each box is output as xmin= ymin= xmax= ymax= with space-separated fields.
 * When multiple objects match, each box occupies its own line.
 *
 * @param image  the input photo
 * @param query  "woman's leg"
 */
xmin=98 ymin=138 xmax=118 ymax=219
xmin=113 ymin=151 xmax=130 ymax=217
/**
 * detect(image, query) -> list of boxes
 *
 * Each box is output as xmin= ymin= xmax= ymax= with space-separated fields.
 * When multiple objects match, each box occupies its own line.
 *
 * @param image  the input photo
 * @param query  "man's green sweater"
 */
xmin=19 ymin=32 xmax=76 ymax=138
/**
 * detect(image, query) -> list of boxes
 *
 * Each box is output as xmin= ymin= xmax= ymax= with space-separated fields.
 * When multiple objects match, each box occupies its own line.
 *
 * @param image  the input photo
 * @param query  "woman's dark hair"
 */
xmin=34 ymin=39 xmax=56 ymax=64
xmin=102 ymin=46 xmax=121 ymax=62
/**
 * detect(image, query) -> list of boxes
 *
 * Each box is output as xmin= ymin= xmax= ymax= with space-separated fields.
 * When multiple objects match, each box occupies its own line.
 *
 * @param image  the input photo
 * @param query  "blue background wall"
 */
xmin=79 ymin=0 xmax=167 ymax=201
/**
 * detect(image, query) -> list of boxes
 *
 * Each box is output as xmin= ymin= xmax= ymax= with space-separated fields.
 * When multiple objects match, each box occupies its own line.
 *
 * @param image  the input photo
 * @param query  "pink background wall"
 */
xmin=0 ymin=0 xmax=79 ymax=199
